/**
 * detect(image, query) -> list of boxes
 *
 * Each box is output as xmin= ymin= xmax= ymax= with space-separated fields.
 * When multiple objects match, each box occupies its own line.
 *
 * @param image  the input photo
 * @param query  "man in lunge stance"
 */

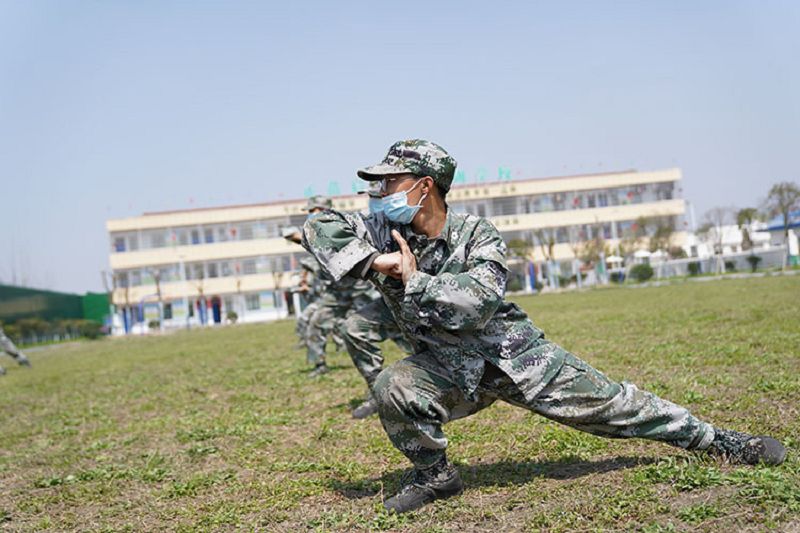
xmin=303 ymin=139 xmax=786 ymax=513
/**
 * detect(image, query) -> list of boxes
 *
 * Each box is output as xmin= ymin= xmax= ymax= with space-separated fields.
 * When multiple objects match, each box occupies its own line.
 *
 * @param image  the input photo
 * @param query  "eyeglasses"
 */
xmin=379 ymin=175 xmax=418 ymax=195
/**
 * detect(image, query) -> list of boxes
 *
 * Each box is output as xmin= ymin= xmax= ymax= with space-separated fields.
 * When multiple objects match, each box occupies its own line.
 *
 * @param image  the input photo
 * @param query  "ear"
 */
xmin=422 ymin=176 xmax=434 ymax=193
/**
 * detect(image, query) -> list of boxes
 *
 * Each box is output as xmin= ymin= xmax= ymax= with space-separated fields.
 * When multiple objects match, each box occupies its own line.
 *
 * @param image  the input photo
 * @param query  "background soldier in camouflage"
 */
xmin=0 ymin=325 xmax=32 ymax=376
xmin=294 ymin=256 xmax=322 ymax=349
xmin=303 ymin=139 xmax=787 ymax=513
xmin=292 ymin=196 xmax=378 ymax=377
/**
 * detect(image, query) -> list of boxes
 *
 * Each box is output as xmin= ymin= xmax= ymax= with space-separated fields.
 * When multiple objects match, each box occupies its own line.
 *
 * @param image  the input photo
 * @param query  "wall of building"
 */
xmin=105 ymin=168 xmax=685 ymax=329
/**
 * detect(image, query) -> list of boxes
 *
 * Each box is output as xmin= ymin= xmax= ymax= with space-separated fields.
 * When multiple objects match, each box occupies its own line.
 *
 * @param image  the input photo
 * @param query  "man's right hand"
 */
xmin=370 ymin=252 xmax=404 ymax=280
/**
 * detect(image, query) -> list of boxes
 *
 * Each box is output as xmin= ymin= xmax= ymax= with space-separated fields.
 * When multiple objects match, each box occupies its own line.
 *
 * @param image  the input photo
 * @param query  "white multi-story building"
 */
xmin=106 ymin=168 xmax=686 ymax=331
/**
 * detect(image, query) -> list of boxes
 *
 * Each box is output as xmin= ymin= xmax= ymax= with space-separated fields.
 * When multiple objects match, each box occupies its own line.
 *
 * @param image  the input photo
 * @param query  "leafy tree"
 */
xmin=746 ymin=255 xmax=762 ymax=273
xmin=507 ymin=239 xmax=534 ymax=260
xmin=764 ymin=181 xmax=800 ymax=243
xmin=649 ymin=220 xmax=675 ymax=253
xmin=736 ymin=207 xmax=760 ymax=251
xmin=630 ymin=264 xmax=654 ymax=282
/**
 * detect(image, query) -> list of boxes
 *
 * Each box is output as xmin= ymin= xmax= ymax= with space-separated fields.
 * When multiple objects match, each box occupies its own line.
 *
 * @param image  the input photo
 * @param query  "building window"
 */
xmin=163 ymin=303 xmax=173 ymax=320
xmin=207 ymin=263 xmax=218 ymax=278
xmin=256 ymin=256 xmax=273 ymax=274
xmin=220 ymin=261 xmax=232 ymax=277
xmin=186 ymin=264 xmax=204 ymax=280
xmin=242 ymin=259 xmax=257 ymax=275
xmin=113 ymin=237 xmax=126 ymax=252
xmin=246 ymin=294 xmax=260 ymax=311
xmin=191 ymin=229 xmax=201 ymax=245
xmin=254 ymin=222 xmax=269 ymax=239
xmin=239 ymin=223 xmax=254 ymax=240
xmin=216 ymin=226 xmax=228 ymax=243
xmin=204 ymin=228 xmax=214 ymax=244
xmin=130 ymin=271 xmax=142 ymax=287
xmin=146 ymin=231 xmax=166 ymax=249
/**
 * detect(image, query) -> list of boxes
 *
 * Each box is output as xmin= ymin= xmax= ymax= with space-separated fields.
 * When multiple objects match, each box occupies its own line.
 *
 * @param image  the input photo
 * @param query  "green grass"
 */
xmin=1 ymin=276 xmax=798 ymax=531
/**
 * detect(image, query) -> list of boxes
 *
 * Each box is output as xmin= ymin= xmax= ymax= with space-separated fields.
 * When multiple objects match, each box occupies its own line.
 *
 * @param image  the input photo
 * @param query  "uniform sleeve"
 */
xmin=400 ymin=219 xmax=507 ymax=331
xmin=301 ymin=210 xmax=379 ymax=282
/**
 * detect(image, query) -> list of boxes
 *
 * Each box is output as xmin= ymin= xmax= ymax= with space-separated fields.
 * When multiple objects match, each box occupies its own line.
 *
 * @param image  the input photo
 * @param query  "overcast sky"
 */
xmin=1 ymin=1 xmax=798 ymax=293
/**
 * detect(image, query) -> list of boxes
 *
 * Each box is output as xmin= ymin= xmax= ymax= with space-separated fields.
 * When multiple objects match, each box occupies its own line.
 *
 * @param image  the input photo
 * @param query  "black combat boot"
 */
xmin=308 ymin=362 xmax=330 ymax=378
xmin=352 ymin=396 xmax=379 ymax=419
xmin=707 ymin=428 xmax=786 ymax=466
xmin=384 ymin=457 xmax=464 ymax=513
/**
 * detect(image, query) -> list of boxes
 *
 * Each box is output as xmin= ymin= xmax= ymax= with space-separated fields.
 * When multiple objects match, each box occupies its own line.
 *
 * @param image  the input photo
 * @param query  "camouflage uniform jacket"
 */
xmin=303 ymin=210 xmax=565 ymax=401
xmin=300 ymin=254 xmax=374 ymax=308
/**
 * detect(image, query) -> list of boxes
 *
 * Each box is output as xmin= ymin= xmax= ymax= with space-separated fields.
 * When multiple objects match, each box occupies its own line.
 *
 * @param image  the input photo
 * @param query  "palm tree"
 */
xmin=736 ymin=207 xmax=760 ymax=251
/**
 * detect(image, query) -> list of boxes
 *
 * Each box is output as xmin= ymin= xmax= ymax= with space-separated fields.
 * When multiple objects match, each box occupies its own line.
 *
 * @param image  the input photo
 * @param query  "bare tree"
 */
xmin=141 ymin=267 xmax=165 ymax=330
xmin=534 ymin=228 xmax=558 ymax=288
xmin=193 ymin=270 xmax=206 ymax=325
xmin=703 ymin=206 xmax=733 ymax=273
xmin=100 ymin=270 xmax=117 ymax=332
xmin=110 ymin=272 xmax=132 ymax=334
xmin=567 ymin=226 xmax=584 ymax=288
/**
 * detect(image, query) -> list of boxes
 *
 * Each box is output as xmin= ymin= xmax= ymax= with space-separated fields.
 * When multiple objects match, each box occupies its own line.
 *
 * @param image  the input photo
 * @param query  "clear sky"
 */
xmin=1 ymin=1 xmax=798 ymax=293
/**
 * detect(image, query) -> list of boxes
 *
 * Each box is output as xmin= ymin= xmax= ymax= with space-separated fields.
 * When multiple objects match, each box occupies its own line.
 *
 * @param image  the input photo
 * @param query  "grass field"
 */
xmin=1 ymin=276 xmax=799 ymax=532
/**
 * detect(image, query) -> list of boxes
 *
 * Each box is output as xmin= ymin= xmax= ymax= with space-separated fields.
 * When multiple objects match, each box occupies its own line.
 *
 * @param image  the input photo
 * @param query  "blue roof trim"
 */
xmin=766 ymin=210 xmax=800 ymax=231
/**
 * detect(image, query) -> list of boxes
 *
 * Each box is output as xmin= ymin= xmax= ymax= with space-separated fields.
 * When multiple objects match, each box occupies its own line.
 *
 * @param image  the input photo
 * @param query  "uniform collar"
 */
xmin=406 ymin=210 xmax=452 ymax=248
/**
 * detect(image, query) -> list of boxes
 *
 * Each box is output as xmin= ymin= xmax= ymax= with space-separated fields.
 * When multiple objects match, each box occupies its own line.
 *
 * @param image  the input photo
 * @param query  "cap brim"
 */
xmin=357 ymin=163 xmax=411 ymax=181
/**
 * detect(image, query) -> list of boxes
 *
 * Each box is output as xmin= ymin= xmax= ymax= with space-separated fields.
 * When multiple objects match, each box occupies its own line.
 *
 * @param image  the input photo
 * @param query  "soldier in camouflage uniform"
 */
xmin=347 ymin=181 xmax=415 ymax=419
xmin=283 ymin=228 xmax=320 ymax=349
xmin=0 ymin=325 xmax=32 ymax=376
xmin=295 ymin=257 xmax=321 ymax=349
xmin=302 ymin=139 xmax=786 ymax=513
xmin=294 ymin=196 xmax=377 ymax=377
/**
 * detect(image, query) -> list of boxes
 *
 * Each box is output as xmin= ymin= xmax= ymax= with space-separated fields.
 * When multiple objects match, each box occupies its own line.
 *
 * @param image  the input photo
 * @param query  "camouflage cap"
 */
xmin=357 ymin=139 xmax=457 ymax=193
xmin=305 ymin=195 xmax=332 ymax=212
xmin=357 ymin=180 xmax=382 ymax=198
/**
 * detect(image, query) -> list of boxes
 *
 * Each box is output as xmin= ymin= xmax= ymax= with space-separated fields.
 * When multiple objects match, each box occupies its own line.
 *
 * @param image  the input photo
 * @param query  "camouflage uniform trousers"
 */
xmin=374 ymin=340 xmax=715 ymax=468
xmin=343 ymin=297 xmax=413 ymax=391
xmin=305 ymin=297 xmax=351 ymax=366
xmin=296 ymin=300 xmax=319 ymax=348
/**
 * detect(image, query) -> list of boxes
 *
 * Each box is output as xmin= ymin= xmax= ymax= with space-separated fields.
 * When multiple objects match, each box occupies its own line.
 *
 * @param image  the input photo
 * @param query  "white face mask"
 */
xmin=382 ymin=179 xmax=428 ymax=224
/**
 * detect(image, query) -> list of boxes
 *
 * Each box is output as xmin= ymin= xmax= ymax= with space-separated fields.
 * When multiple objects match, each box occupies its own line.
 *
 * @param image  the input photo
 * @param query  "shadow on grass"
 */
xmin=296 ymin=364 xmax=352 ymax=376
xmin=327 ymin=455 xmax=655 ymax=500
